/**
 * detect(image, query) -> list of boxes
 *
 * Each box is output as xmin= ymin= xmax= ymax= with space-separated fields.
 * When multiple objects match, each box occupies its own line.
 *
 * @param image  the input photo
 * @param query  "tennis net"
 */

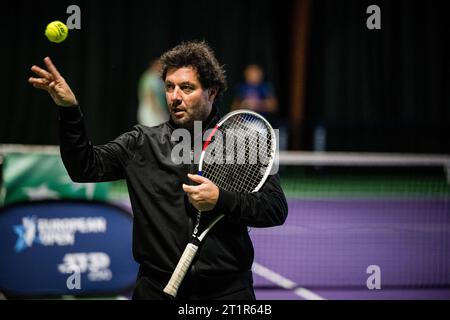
xmin=252 ymin=151 xmax=450 ymax=289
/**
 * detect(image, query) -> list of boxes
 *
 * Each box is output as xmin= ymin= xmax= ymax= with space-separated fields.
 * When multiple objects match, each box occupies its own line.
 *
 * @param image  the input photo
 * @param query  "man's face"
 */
xmin=164 ymin=67 xmax=216 ymax=129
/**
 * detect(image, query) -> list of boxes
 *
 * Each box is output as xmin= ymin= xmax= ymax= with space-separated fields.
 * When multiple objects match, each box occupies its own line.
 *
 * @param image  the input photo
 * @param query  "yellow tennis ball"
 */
xmin=45 ymin=21 xmax=69 ymax=43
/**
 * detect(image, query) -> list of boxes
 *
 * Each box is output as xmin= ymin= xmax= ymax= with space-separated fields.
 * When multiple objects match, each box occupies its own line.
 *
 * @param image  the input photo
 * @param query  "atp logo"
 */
xmin=58 ymin=252 xmax=112 ymax=283
xmin=13 ymin=216 xmax=41 ymax=252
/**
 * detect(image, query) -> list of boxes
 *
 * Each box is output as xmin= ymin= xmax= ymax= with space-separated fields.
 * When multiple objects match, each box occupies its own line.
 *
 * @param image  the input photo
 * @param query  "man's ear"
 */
xmin=208 ymin=88 xmax=218 ymax=102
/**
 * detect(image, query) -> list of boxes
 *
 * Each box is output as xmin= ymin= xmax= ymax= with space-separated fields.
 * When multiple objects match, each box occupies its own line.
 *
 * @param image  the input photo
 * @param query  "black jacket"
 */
xmin=58 ymin=106 xmax=288 ymax=282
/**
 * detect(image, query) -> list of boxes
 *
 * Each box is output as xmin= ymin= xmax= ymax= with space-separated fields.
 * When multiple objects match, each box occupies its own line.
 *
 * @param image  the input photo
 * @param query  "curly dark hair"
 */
xmin=159 ymin=41 xmax=227 ymax=101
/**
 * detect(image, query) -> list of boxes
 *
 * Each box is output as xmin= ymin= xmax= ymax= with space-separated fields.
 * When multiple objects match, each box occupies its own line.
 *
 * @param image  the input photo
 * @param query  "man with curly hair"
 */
xmin=28 ymin=41 xmax=288 ymax=300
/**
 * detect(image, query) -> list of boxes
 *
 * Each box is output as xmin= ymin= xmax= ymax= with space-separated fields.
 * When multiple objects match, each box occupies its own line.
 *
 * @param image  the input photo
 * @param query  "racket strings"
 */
xmin=202 ymin=113 xmax=275 ymax=192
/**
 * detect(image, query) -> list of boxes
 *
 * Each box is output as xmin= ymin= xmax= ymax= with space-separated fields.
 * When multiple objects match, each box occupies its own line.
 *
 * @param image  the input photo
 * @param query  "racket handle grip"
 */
xmin=163 ymin=243 xmax=199 ymax=298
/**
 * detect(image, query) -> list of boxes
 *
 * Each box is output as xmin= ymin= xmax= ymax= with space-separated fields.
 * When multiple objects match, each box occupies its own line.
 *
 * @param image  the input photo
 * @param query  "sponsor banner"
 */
xmin=1 ymin=153 xmax=109 ymax=205
xmin=0 ymin=200 xmax=138 ymax=297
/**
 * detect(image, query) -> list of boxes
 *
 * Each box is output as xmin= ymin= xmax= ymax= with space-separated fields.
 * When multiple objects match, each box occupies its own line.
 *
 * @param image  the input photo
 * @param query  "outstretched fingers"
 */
xmin=30 ymin=65 xmax=53 ymax=80
xmin=28 ymin=77 xmax=51 ymax=91
xmin=44 ymin=57 xmax=62 ymax=80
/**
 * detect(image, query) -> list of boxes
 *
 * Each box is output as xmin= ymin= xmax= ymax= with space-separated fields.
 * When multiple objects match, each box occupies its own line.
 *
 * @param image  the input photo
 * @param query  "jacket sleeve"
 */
xmin=214 ymin=173 xmax=288 ymax=227
xmin=58 ymin=106 xmax=140 ymax=183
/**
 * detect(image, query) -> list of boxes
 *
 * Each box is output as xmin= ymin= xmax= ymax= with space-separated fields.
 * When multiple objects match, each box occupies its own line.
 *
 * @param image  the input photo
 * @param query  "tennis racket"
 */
xmin=163 ymin=110 xmax=277 ymax=298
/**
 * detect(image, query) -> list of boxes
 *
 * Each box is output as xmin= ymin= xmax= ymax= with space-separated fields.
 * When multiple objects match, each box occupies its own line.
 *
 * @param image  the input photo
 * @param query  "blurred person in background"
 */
xmin=231 ymin=64 xmax=278 ymax=116
xmin=231 ymin=64 xmax=287 ymax=150
xmin=137 ymin=59 xmax=169 ymax=127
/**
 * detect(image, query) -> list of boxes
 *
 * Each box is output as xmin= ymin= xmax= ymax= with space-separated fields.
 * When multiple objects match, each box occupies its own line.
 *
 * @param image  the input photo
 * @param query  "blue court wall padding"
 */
xmin=0 ymin=200 xmax=138 ymax=297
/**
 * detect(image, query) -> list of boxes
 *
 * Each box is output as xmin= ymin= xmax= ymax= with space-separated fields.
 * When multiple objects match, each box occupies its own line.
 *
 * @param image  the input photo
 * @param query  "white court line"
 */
xmin=252 ymin=262 xmax=325 ymax=300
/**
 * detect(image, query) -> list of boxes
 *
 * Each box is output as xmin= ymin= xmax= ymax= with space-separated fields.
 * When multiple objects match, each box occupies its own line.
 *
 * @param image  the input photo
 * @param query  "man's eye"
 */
xmin=181 ymin=86 xmax=194 ymax=93
xmin=165 ymin=84 xmax=174 ymax=91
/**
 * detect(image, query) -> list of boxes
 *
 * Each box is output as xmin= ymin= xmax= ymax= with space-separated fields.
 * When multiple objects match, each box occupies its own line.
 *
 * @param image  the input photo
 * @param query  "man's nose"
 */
xmin=171 ymin=86 xmax=181 ymax=101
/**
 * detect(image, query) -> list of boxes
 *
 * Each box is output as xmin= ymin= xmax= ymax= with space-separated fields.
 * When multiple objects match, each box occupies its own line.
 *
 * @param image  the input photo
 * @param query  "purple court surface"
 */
xmin=251 ymin=198 xmax=450 ymax=300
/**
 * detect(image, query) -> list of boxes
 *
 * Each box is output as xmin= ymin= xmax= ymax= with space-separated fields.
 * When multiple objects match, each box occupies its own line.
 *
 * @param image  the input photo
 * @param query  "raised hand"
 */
xmin=28 ymin=57 xmax=78 ymax=107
